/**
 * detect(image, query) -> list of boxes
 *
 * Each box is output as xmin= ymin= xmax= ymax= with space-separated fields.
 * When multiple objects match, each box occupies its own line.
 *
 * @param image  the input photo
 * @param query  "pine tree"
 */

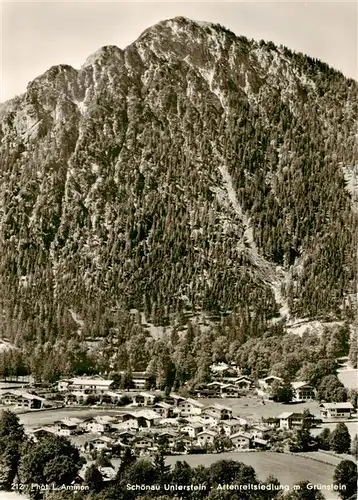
xmin=330 ymin=423 xmax=351 ymax=454
xmin=351 ymin=434 xmax=358 ymax=460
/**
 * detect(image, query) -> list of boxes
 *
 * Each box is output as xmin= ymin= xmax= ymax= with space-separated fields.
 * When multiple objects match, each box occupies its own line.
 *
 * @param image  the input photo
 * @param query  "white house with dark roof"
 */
xmin=320 ymin=402 xmax=354 ymax=420
xmin=203 ymin=404 xmax=233 ymax=420
xmin=220 ymin=419 xmax=245 ymax=436
xmin=231 ymin=432 xmax=251 ymax=449
xmin=58 ymin=376 xmax=114 ymax=394
xmin=80 ymin=417 xmax=112 ymax=434
xmin=220 ymin=384 xmax=240 ymax=398
xmin=152 ymin=401 xmax=173 ymax=418
xmin=85 ymin=435 xmax=115 ymax=451
xmin=277 ymin=411 xmax=314 ymax=430
xmin=292 ymin=381 xmax=316 ymax=402
xmin=200 ymin=409 xmax=221 ymax=427
xmin=0 ymin=389 xmax=48 ymax=409
xmin=180 ymin=423 xmax=204 ymax=438
xmin=54 ymin=418 xmax=82 ymax=436
xmin=233 ymin=376 xmax=252 ymax=390
xmin=174 ymin=397 xmax=205 ymax=417
xmin=197 ymin=430 xmax=217 ymax=447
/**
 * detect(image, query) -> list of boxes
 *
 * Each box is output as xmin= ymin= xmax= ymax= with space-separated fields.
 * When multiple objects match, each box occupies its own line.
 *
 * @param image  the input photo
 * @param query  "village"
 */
xmin=0 ymin=361 xmax=355 ymax=482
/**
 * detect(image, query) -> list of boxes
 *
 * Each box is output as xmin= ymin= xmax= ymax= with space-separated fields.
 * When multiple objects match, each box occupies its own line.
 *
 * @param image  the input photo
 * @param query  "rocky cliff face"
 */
xmin=0 ymin=17 xmax=357 ymax=344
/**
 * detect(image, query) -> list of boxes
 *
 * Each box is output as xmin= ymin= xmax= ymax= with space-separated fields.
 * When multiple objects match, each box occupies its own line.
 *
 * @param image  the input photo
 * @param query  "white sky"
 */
xmin=0 ymin=1 xmax=357 ymax=102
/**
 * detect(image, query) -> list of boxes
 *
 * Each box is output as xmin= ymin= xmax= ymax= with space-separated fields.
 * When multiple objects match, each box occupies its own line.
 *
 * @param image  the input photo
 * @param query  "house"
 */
xmin=264 ymin=417 xmax=280 ymax=428
xmin=117 ymin=430 xmax=136 ymax=444
xmin=156 ymin=431 xmax=177 ymax=449
xmin=169 ymin=394 xmax=186 ymax=407
xmin=277 ymin=412 xmax=314 ymax=430
xmin=193 ymin=388 xmax=220 ymax=398
xmin=292 ymin=381 xmax=316 ymax=402
xmin=231 ymin=432 xmax=251 ymax=449
xmin=197 ymin=430 xmax=217 ymax=447
xmin=101 ymin=391 xmax=124 ymax=405
xmin=131 ymin=372 xmax=152 ymax=390
xmin=221 ymin=419 xmax=245 ymax=436
xmin=81 ymin=417 xmax=112 ymax=434
xmin=200 ymin=408 xmax=221 ymax=427
xmin=85 ymin=436 xmax=115 ymax=451
xmin=65 ymin=391 xmax=90 ymax=404
xmin=220 ymin=384 xmax=240 ymax=398
xmin=65 ymin=377 xmax=115 ymax=395
xmin=174 ymin=398 xmax=205 ymax=417
xmin=211 ymin=363 xmax=239 ymax=377
xmin=135 ymin=409 xmax=161 ymax=428
xmin=30 ymin=427 xmax=57 ymax=441
xmin=57 ymin=379 xmax=72 ymax=392
xmin=258 ymin=376 xmax=283 ymax=391
xmin=133 ymin=436 xmax=155 ymax=451
xmin=233 ymin=377 xmax=252 ymax=390
xmin=152 ymin=402 xmax=173 ymax=418
xmin=249 ymin=425 xmax=274 ymax=440
xmin=180 ymin=423 xmax=204 ymax=438
xmin=207 ymin=382 xmax=224 ymax=390
xmin=320 ymin=403 xmax=354 ymax=420
xmin=197 ymin=411 xmax=220 ymax=428
xmin=131 ymin=394 xmax=145 ymax=406
xmin=131 ymin=392 xmax=157 ymax=406
xmin=138 ymin=392 xmax=157 ymax=406
xmin=203 ymin=404 xmax=233 ymax=420
xmin=54 ymin=418 xmax=82 ymax=436
xmin=173 ymin=436 xmax=193 ymax=452
xmin=114 ymin=418 xmax=139 ymax=431
xmin=0 ymin=389 xmax=48 ymax=409
xmin=252 ymin=437 xmax=268 ymax=449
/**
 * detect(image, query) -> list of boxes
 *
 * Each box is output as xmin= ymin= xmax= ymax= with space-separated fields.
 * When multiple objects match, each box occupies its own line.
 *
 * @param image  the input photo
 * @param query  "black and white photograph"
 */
xmin=0 ymin=1 xmax=357 ymax=499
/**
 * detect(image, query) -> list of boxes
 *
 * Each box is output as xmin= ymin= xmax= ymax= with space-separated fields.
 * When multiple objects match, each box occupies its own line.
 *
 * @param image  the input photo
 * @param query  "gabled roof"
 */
xmin=292 ymin=381 xmax=313 ymax=389
xmin=70 ymin=378 xmax=113 ymax=387
xmin=186 ymin=398 xmax=205 ymax=408
xmin=222 ymin=419 xmax=243 ymax=427
xmin=0 ymin=389 xmax=46 ymax=401
xmin=205 ymin=403 xmax=232 ymax=412
xmin=170 ymin=394 xmax=186 ymax=401
xmin=235 ymin=375 xmax=252 ymax=382
xmin=181 ymin=422 xmax=203 ymax=429
xmin=253 ymin=438 xmax=268 ymax=445
xmin=277 ymin=412 xmax=294 ymax=419
xmin=87 ymin=435 xmax=114 ymax=444
xmin=139 ymin=391 xmax=156 ymax=398
xmin=105 ymin=391 xmax=124 ymax=398
xmin=197 ymin=430 xmax=217 ymax=437
xmin=320 ymin=402 xmax=353 ymax=409
xmin=200 ymin=409 xmax=220 ymax=419
xmin=231 ymin=431 xmax=251 ymax=439
xmin=154 ymin=402 xmax=171 ymax=409
xmin=132 ymin=410 xmax=160 ymax=420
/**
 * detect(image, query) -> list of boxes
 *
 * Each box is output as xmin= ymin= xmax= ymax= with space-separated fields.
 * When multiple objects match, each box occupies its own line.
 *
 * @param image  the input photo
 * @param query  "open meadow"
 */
xmin=165 ymin=451 xmax=340 ymax=499
xmin=198 ymin=395 xmax=321 ymax=420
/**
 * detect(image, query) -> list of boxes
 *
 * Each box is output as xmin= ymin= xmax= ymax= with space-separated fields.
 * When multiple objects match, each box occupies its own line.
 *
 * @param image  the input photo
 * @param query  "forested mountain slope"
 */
xmin=0 ymin=17 xmax=356 ymax=379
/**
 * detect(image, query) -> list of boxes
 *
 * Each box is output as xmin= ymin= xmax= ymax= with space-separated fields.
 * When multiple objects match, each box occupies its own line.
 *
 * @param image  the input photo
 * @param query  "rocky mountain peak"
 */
xmin=0 ymin=17 xmax=356 ymax=357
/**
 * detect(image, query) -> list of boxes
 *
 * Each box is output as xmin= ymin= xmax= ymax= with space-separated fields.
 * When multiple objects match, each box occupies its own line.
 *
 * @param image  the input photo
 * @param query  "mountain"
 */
xmin=0 ymin=17 xmax=356 ymax=378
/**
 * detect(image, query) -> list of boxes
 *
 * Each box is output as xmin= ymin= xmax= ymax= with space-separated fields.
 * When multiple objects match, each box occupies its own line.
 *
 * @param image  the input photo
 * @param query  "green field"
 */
xmin=198 ymin=395 xmax=321 ymax=420
xmin=165 ymin=451 xmax=340 ymax=499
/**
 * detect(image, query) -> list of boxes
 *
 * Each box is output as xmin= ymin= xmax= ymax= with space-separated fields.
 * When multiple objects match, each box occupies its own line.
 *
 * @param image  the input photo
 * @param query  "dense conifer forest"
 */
xmin=0 ymin=17 xmax=357 ymax=384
